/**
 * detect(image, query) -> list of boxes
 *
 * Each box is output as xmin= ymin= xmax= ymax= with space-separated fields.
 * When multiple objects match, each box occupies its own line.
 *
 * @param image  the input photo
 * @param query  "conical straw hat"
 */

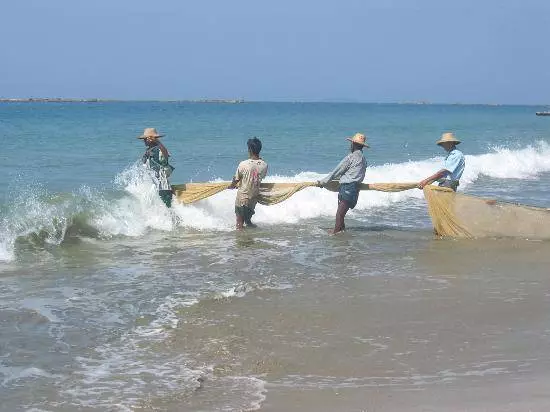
xmin=346 ymin=132 xmax=370 ymax=148
xmin=436 ymin=132 xmax=461 ymax=145
xmin=138 ymin=128 xmax=165 ymax=139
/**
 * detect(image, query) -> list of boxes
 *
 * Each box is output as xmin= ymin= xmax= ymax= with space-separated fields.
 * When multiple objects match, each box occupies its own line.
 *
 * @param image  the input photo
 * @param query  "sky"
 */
xmin=1 ymin=0 xmax=550 ymax=104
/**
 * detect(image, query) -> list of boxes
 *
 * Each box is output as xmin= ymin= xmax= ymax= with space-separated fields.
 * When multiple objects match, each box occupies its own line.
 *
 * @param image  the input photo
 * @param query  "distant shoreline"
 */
xmin=0 ymin=98 xmax=547 ymax=106
xmin=0 ymin=97 xmax=246 ymax=104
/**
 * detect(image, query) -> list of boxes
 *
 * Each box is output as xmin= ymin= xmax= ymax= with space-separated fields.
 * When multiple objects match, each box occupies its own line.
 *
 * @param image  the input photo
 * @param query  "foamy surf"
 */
xmin=1 ymin=142 xmax=549 ymax=263
xmin=0 ymin=365 xmax=59 ymax=387
xmin=57 ymin=278 xmax=272 ymax=411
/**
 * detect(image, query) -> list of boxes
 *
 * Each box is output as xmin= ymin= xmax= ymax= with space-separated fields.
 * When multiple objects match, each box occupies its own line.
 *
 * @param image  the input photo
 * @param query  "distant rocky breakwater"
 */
xmin=0 ymin=98 xmax=104 ymax=103
xmin=0 ymin=98 xmax=245 ymax=103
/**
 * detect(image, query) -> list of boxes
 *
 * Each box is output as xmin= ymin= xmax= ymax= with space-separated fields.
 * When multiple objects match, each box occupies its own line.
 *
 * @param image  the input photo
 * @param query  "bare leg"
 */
xmin=244 ymin=215 xmax=257 ymax=228
xmin=236 ymin=214 xmax=244 ymax=230
xmin=330 ymin=200 xmax=350 ymax=234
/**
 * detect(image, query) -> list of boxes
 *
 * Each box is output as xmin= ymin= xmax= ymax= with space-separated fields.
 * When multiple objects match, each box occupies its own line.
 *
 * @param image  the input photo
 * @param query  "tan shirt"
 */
xmin=234 ymin=158 xmax=268 ymax=208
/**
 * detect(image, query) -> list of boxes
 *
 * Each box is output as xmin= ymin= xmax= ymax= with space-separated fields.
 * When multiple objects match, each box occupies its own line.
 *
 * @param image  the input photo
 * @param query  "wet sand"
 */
xmin=262 ymin=377 xmax=550 ymax=411
xmin=170 ymin=235 xmax=550 ymax=411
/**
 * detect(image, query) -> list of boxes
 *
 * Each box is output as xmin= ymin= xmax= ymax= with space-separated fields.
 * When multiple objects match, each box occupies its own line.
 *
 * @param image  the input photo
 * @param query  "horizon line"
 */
xmin=0 ymin=97 xmax=548 ymax=107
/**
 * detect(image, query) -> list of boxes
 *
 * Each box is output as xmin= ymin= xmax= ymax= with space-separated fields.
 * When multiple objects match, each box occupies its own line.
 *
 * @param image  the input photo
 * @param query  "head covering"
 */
xmin=436 ymin=132 xmax=461 ymax=146
xmin=138 ymin=128 xmax=165 ymax=139
xmin=346 ymin=133 xmax=370 ymax=148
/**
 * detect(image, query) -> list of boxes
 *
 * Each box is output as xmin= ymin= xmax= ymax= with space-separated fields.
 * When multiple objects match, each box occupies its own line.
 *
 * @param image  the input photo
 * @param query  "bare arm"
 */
xmin=229 ymin=165 xmax=241 ymax=189
xmin=260 ymin=163 xmax=268 ymax=179
xmin=418 ymin=169 xmax=448 ymax=189
xmin=228 ymin=176 xmax=239 ymax=189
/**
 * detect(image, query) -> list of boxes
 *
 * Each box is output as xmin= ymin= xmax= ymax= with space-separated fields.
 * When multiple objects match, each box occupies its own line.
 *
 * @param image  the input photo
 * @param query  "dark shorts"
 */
xmin=338 ymin=182 xmax=359 ymax=209
xmin=159 ymin=190 xmax=173 ymax=208
xmin=438 ymin=180 xmax=459 ymax=192
xmin=235 ymin=205 xmax=255 ymax=223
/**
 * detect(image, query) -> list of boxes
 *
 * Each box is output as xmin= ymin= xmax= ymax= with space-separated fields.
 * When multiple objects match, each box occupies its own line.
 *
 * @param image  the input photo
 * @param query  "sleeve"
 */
xmin=234 ymin=162 xmax=242 ymax=181
xmin=260 ymin=163 xmax=268 ymax=179
xmin=149 ymin=147 xmax=159 ymax=163
xmin=157 ymin=148 xmax=169 ymax=166
xmin=319 ymin=156 xmax=350 ymax=185
xmin=444 ymin=152 xmax=461 ymax=174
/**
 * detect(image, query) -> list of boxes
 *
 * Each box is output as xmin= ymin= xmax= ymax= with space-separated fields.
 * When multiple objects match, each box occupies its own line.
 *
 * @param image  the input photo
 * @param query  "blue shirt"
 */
xmin=442 ymin=148 xmax=465 ymax=182
xmin=319 ymin=150 xmax=367 ymax=185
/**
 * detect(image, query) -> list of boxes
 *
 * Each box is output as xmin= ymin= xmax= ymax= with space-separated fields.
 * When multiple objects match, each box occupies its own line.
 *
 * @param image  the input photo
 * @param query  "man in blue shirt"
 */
xmin=418 ymin=132 xmax=465 ymax=191
xmin=317 ymin=133 xmax=368 ymax=234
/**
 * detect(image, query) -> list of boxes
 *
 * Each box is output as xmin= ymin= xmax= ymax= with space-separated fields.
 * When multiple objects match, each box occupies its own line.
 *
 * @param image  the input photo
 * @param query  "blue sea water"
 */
xmin=1 ymin=102 xmax=550 ymax=411
xmin=2 ymin=101 xmax=550 ymax=255
xmin=3 ymin=102 xmax=550 ymax=195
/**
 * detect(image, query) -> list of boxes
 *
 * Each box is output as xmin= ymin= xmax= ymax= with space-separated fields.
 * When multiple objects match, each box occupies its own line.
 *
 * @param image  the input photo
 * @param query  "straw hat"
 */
xmin=436 ymin=132 xmax=461 ymax=146
xmin=138 ymin=128 xmax=165 ymax=139
xmin=346 ymin=133 xmax=370 ymax=148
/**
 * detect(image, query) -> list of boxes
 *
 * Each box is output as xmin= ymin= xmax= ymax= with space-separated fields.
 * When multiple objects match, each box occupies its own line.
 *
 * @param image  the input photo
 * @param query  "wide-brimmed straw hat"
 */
xmin=138 ymin=128 xmax=165 ymax=139
xmin=346 ymin=132 xmax=370 ymax=148
xmin=436 ymin=132 xmax=461 ymax=146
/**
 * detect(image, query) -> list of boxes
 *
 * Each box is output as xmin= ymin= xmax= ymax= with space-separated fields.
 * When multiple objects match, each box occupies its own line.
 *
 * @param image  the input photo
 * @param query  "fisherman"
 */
xmin=229 ymin=137 xmax=268 ymax=230
xmin=139 ymin=127 xmax=175 ymax=207
xmin=317 ymin=133 xmax=368 ymax=234
xmin=418 ymin=132 xmax=465 ymax=191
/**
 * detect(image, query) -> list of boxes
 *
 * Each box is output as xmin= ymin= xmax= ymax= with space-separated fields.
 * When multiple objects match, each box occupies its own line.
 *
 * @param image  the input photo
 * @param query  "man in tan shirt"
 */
xmin=229 ymin=137 xmax=268 ymax=230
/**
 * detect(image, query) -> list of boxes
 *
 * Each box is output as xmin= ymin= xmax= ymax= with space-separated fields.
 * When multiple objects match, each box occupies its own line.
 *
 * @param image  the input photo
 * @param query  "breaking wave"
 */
xmin=1 ymin=141 xmax=550 ymax=262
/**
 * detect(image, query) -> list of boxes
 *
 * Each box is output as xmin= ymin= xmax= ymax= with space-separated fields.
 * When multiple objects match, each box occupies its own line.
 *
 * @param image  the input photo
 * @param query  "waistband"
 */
xmin=439 ymin=180 xmax=459 ymax=191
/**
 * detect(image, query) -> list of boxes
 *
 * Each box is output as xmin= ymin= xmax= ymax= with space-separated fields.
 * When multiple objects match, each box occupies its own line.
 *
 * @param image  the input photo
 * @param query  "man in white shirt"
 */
xmin=418 ymin=132 xmax=465 ymax=191
xmin=229 ymin=137 xmax=268 ymax=230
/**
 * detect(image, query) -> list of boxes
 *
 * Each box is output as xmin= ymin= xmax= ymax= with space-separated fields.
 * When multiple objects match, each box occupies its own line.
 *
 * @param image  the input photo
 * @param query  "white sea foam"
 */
xmin=62 ymin=291 xmax=204 ymax=409
xmin=0 ymin=365 xmax=57 ymax=386
xmin=209 ymin=376 xmax=267 ymax=411
xmin=1 ymin=142 xmax=549 ymax=262
xmin=20 ymin=297 xmax=62 ymax=323
xmin=91 ymin=164 xmax=175 ymax=236
xmin=214 ymin=280 xmax=294 ymax=300
xmin=0 ymin=242 xmax=12 ymax=262
xmin=0 ymin=186 xmax=75 ymax=263
xmin=468 ymin=142 xmax=550 ymax=180
xmin=273 ymin=362 xmax=511 ymax=389
xmin=57 ymin=277 xmax=272 ymax=410
xmin=134 ymin=293 xmax=199 ymax=338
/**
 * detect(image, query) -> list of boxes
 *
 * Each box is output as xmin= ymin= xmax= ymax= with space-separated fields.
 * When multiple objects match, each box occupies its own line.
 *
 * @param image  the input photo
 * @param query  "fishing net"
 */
xmin=171 ymin=183 xmax=231 ymax=204
xmin=172 ymin=181 xmax=419 ymax=206
xmin=423 ymin=185 xmax=550 ymax=239
xmin=172 ymin=182 xmax=550 ymax=238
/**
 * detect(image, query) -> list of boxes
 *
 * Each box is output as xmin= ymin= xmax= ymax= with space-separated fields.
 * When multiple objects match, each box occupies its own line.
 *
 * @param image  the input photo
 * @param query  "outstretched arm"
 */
xmin=317 ymin=156 xmax=350 ymax=187
xmin=228 ymin=176 xmax=239 ymax=189
xmin=418 ymin=169 xmax=448 ymax=189
xmin=229 ymin=165 xmax=241 ymax=189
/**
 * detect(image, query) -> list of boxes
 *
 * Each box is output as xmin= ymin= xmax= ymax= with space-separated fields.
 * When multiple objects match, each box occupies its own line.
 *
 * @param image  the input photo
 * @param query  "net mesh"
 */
xmin=423 ymin=185 xmax=550 ymax=239
xmin=172 ymin=181 xmax=419 ymax=206
xmin=171 ymin=183 xmax=231 ymax=204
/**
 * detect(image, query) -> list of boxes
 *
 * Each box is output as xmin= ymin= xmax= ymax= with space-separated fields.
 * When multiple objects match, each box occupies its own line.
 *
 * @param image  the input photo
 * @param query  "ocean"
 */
xmin=1 ymin=102 xmax=550 ymax=411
